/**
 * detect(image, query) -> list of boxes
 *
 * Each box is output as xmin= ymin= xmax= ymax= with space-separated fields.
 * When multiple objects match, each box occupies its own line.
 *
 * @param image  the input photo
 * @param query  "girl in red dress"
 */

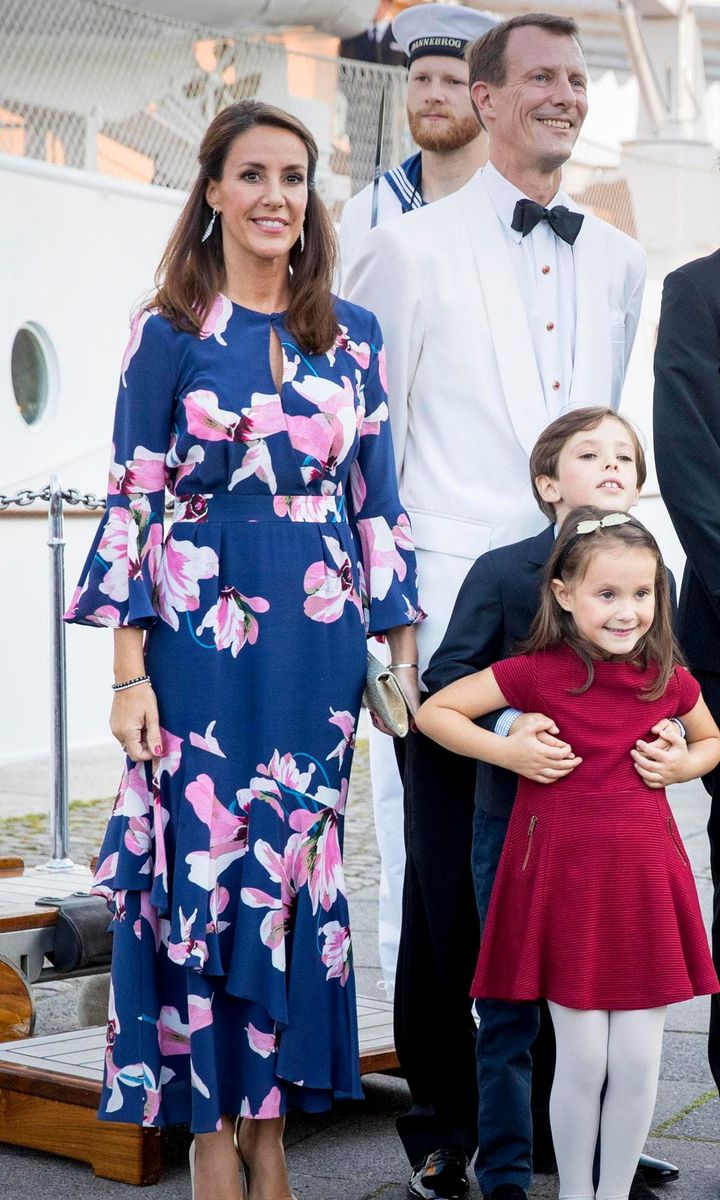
xmin=417 ymin=506 xmax=720 ymax=1200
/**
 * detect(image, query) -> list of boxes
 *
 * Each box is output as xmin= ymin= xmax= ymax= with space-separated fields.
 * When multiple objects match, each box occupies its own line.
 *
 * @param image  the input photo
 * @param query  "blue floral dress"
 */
xmin=65 ymin=294 xmax=421 ymax=1132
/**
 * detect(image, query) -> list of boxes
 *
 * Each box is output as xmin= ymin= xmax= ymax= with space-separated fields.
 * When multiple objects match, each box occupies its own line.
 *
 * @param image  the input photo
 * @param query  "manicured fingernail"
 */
xmin=154 ymin=744 xmax=163 ymax=756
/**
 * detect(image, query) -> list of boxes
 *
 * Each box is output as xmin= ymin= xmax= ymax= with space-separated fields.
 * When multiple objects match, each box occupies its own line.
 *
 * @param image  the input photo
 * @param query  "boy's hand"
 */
xmin=503 ymin=712 xmax=582 ymax=784
xmin=631 ymin=720 xmax=690 ymax=788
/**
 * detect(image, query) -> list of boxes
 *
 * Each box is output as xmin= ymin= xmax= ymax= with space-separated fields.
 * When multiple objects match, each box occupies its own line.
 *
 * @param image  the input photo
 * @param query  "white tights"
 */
xmin=547 ymin=1002 xmax=667 ymax=1200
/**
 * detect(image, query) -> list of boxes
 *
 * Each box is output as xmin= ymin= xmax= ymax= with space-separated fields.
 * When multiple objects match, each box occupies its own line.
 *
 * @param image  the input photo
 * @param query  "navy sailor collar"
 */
xmin=383 ymin=150 xmax=424 ymax=213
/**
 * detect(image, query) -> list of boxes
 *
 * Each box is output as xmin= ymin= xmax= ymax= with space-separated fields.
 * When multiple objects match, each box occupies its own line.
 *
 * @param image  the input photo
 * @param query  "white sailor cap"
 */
xmin=393 ymin=3 xmax=497 ymax=67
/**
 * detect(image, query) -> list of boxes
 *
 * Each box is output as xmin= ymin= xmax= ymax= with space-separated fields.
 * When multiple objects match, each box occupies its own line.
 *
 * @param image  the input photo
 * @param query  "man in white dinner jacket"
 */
xmin=347 ymin=13 xmax=645 ymax=1200
xmin=340 ymin=0 xmax=497 ymax=1014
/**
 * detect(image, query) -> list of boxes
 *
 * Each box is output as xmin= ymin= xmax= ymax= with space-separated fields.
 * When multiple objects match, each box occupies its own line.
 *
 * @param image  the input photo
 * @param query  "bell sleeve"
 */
xmin=347 ymin=314 xmax=424 ymax=637
xmin=64 ymin=311 xmax=176 ymax=629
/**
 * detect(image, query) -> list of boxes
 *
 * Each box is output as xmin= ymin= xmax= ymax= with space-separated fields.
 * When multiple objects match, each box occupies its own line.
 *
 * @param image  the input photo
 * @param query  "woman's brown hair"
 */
xmin=522 ymin=505 xmax=683 ymax=700
xmin=152 ymin=100 xmax=339 ymax=354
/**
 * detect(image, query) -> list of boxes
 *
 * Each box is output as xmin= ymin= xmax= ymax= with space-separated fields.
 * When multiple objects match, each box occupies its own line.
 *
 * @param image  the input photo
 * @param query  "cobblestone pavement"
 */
xmin=0 ymin=737 xmax=380 ymax=896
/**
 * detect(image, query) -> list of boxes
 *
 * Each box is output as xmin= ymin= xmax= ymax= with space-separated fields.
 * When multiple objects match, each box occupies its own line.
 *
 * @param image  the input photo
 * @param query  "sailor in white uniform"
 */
xmin=339 ymin=3 xmax=497 ymax=1005
xmin=339 ymin=3 xmax=497 ymax=282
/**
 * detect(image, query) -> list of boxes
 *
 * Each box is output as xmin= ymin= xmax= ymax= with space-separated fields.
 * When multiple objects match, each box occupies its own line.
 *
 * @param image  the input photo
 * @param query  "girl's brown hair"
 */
xmin=151 ymin=100 xmax=339 ymax=354
xmin=522 ymin=505 xmax=683 ymax=700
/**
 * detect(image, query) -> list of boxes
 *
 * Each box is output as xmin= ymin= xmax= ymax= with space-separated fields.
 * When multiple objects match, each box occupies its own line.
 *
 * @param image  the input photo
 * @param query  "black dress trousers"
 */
xmin=394 ymin=726 xmax=480 ymax=1163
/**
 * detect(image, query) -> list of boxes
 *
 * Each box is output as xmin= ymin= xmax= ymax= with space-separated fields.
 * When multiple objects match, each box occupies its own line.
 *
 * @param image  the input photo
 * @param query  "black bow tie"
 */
xmin=511 ymin=198 xmax=584 ymax=245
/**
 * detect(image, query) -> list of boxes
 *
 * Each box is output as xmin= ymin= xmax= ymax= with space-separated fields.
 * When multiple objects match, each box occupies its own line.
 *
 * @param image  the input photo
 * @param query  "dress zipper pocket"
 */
xmin=667 ymin=816 xmax=690 ymax=867
xmin=521 ymin=815 xmax=537 ymax=871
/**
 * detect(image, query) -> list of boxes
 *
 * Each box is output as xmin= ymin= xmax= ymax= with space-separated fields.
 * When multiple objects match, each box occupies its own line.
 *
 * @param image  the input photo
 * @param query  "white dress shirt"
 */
xmin=482 ymin=160 xmax=579 ymax=418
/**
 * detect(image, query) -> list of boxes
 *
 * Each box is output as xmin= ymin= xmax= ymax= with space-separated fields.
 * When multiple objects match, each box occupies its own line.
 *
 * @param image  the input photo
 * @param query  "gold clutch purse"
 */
xmin=363 ymin=651 xmax=411 ymax=738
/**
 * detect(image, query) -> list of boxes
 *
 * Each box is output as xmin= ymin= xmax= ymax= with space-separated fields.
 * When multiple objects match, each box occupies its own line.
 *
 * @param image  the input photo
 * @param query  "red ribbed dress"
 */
xmin=471 ymin=644 xmax=719 ymax=1010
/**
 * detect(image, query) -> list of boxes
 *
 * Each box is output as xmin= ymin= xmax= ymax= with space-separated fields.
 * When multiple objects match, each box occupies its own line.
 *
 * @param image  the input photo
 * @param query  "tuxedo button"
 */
xmin=546 ymin=321 xmax=555 ymax=331
xmin=552 ymin=380 xmax=560 ymax=390
xmin=541 ymin=265 xmax=550 ymax=274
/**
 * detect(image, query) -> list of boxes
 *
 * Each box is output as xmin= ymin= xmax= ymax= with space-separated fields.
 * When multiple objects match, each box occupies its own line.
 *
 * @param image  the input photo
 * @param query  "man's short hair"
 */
xmin=466 ymin=13 xmax=581 ymax=90
xmin=530 ymin=407 xmax=647 ymax=522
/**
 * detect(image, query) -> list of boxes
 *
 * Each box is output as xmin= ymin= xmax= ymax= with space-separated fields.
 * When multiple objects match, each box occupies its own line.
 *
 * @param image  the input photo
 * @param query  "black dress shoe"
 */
xmin=638 ymin=1154 xmax=680 ymax=1185
xmin=630 ymin=1168 xmax=661 ymax=1200
xmin=483 ymin=1186 xmax=528 ymax=1200
xmin=408 ymin=1148 xmax=470 ymax=1200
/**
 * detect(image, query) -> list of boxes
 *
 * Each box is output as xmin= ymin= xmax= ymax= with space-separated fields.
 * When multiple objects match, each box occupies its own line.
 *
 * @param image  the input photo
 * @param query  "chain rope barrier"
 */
xmin=0 ymin=485 xmax=175 ymax=512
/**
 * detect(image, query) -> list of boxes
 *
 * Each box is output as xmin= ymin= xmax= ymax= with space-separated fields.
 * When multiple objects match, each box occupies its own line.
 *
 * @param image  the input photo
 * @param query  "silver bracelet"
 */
xmin=111 ymin=674 xmax=151 ymax=692
xmin=390 ymin=663 xmax=418 ymax=669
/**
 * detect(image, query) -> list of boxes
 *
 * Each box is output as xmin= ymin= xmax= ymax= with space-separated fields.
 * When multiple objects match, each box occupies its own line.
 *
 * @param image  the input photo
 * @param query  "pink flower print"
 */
xmin=120 ymin=446 xmax=167 ymax=495
xmin=184 ymin=773 xmax=249 ymax=889
xmin=91 ymin=851 xmax=119 ymax=901
xmin=112 ymin=763 xmax=150 ymax=820
xmin=236 ymin=775 xmax=284 ymax=821
xmin=283 ymin=349 xmax=300 ymax=383
xmin=121 ymin=309 xmax=152 ymax=386
xmin=348 ymin=461 xmax=367 ymax=514
xmin=333 ymin=325 xmax=371 ymax=370
xmin=356 ymin=516 xmax=407 ymax=601
xmin=360 ymin=398 xmax=389 ymax=438
xmin=319 ymin=921 xmax=352 ymax=985
xmin=154 ymin=536 xmax=219 ymax=631
xmin=272 ymin=495 xmax=334 ymax=522
xmin=377 ymin=344 xmax=388 ymax=393
xmin=258 ymin=749 xmax=316 ymax=797
xmin=168 ymin=906 xmax=208 ymax=969
xmin=199 ymin=293 xmax=233 ymax=345
xmin=188 ymin=993 xmax=214 ymax=1035
xmin=142 ymin=1064 xmax=176 ymax=1125
xmin=134 ymin=891 xmax=162 ymax=949
xmin=184 ymin=389 xmax=239 ymax=441
xmin=124 ymin=812 xmax=152 ymax=871
xmin=303 ymin=537 xmax=362 ymax=624
xmin=228 ymin=438 xmax=277 ymax=493
xmin=196 ymin=587 xmax=269 ymax=656
xmin=240 ymin=838 xmax=302 ymax=971
xmin=155 ymin=728 xmax=183 ymax=779
xmin=240 ymin=1086 xmax=282 ymax=1119
xmin=166 ymin=438 xmax=206 ymax=488
xmin=291 ymin=374 xmax=359 ymax=473
xmin=189 ymin=720 xmax=226 ymax=758
xmin=97 ymin=507 xmax=133 ymax=602
xmin=238 ymin=393 xmax=286 ymax=440
xmin=151 ymin=777 xmax=170 ymax=898
xmin=290 ymin=791 xmax=347 ymax=915
xmin=207 ymin=883 xmax=231 ymax=935
xmin=86 ymin=604 xmax=122 ymax=627
xmin=158 ymin=1006 xmax=191 ymax=1056
xmin=228 ymin=394 xmax=286 ymax=493
xmin=246 ymin=1022 xmax=277 ymax=1058
xmin=326 ymin=709 xmax=356 ymax=769
xmin=392 ymin=512 xmax=414 ymax=553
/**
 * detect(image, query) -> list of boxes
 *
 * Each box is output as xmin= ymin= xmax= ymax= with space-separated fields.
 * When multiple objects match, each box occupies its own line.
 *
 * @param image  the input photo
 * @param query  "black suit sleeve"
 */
xmin=654 ymin=266 xmax=720 ymax=619
xmin=423 ymin=553 xmax=504 ymax=694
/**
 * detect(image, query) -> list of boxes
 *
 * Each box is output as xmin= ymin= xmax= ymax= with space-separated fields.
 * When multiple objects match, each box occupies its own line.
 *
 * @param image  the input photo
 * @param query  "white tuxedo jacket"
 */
xmin=345 ymin=169 xmax=646 ymax=674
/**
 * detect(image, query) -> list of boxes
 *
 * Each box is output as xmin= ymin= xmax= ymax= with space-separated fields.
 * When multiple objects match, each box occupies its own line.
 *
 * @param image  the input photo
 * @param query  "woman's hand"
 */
xmin=631 ymin=720 xmax=689 ymax=788
xmin=110 ymin=682 xmax=163 ymax=762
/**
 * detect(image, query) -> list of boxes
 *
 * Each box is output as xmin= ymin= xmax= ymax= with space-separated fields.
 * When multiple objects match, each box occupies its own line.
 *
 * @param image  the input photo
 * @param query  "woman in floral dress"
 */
xmin=65 ymin=100 xmax=422 ymax=1200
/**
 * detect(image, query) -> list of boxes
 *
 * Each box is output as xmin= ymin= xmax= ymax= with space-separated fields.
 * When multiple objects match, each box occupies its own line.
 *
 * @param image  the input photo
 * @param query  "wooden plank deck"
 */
xmin=0 ymin=996 xmax=397 ymax=1183
xmin=0 ymin=865 xmax=94 ymax=933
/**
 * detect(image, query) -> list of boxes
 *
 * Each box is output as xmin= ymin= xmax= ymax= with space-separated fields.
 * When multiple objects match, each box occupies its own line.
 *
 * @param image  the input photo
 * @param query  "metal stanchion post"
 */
xmin=46 ymin=474 xmax=75 ymax=869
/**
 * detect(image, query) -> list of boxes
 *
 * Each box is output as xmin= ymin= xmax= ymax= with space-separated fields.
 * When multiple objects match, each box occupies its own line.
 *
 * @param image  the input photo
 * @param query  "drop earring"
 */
xmin=201 ymin=207 xmax=218 ymax=243
xmin=299 ymin=226 xmax=305 ymax=253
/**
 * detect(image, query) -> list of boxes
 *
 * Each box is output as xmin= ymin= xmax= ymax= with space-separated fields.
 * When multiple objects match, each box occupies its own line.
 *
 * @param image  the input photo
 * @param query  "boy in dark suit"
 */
xmin=424 ymin=406 xmax=679 ymax=1200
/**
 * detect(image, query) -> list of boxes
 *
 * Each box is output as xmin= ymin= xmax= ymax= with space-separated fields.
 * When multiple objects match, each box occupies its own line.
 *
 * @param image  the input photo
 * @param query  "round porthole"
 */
xmin=11 ymin=322 xmax=58 ymax=427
